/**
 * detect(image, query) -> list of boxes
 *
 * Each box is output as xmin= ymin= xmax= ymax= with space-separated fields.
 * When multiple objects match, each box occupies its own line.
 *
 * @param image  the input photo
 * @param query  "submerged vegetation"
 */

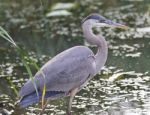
xmin=0 ymin=0 xmax=150 ymax=114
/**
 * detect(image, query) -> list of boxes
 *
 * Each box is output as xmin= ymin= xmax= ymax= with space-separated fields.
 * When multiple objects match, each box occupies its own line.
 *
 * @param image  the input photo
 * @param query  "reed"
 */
xmin=0 ymin=26 xmax=46 ymax=107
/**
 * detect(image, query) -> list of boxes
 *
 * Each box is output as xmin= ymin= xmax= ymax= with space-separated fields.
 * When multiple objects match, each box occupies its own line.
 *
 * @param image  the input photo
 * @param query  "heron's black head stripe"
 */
xmin=82 ymin=13 xmax=107 ymax=24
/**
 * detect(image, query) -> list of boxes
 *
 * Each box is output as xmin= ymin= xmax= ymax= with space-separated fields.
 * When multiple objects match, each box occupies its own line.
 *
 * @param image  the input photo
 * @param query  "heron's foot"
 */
xmin=66 ymin=111 xmax=72 ymax=115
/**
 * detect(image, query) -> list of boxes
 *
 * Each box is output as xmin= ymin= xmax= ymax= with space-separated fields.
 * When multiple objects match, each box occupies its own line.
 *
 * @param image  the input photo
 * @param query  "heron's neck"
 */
xmin=82 ymin=21 xmax=108 ymax=72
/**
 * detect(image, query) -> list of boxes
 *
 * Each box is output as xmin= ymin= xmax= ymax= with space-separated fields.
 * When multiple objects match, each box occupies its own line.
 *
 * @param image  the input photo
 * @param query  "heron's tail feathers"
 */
xmin=19 ymin=90 xmax=66 ymax=108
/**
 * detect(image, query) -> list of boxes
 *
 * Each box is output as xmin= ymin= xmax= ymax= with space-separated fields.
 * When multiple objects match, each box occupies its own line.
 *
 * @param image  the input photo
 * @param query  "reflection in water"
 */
xmin=0 ymin=0 xmax=150 ymax=114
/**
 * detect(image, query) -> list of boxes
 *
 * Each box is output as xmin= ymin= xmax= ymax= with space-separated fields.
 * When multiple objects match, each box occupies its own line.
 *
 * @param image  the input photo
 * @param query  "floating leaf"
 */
xmin=108 ymin=71 xmax=142 ymax=82
xmin=137 ymin=27 xmax=150 ymax=33
xmin=125 ymin=52 xmax=141 ymax=57
xmin=46 ymin=10 xmax=72 ymax=17
xmin=51 ymin=3 xmax=75 ymax=10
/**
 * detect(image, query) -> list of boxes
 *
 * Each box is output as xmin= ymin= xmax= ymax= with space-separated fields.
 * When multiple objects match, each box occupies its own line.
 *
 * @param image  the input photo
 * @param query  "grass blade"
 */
xmin=0 ymin=26 xmax=17 ymax=47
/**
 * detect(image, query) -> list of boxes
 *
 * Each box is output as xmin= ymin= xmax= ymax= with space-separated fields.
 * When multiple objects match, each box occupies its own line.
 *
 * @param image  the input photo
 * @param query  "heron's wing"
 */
xmin=45 ymin=55 xmax=96 ymax=92
xmin=19 ymin=46 xmax=96 ymax=97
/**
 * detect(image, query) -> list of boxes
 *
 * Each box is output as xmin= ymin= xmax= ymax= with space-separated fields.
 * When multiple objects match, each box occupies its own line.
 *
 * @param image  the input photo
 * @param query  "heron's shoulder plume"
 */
xmin=81 ymin=13 xmax=106 ymax=23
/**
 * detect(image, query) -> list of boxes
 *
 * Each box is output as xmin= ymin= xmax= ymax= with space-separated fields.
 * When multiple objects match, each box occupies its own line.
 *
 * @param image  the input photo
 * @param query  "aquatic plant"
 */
xmin=0 ymin=26 xmax=46 ymax=108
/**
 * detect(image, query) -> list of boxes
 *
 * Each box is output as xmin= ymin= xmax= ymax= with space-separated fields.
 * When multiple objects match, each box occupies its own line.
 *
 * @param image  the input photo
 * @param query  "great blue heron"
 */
xmin=18 ymin=13 xmax=127 ymax=114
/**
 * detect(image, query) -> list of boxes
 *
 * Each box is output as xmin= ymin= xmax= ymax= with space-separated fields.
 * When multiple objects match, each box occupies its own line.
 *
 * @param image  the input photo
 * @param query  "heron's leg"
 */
xmin=67 ymin=88 xmax=78 ymax=115
xmin=38 ymin=99 xmax=50 ymax=115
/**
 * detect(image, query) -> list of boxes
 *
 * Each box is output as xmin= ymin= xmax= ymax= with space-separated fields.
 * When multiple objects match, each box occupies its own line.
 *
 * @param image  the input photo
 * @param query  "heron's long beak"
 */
xmin=105 ymin=20 xmax=129 ymax=30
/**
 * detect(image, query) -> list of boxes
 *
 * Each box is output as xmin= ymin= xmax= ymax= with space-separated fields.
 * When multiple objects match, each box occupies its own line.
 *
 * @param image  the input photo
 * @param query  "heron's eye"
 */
xmin=100 ymin=19 xmax=106 ymax=23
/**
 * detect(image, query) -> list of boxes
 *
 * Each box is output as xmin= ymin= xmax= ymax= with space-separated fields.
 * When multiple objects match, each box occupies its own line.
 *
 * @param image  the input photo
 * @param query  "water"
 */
xmin=0 ymin=0 xmax=150 ymax=114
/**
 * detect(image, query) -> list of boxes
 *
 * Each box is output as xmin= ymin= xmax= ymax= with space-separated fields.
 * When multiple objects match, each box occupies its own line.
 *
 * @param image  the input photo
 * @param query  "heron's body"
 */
xmin=19 ymin=13 xmax=127 ymax=114
xmin=19 ymin=46 xmax=96 ymax=104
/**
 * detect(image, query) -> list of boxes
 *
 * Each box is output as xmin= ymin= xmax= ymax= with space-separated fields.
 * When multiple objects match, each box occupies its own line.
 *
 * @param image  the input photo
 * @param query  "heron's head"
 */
xmin=82 ymin=13 xmax=128 ymax=29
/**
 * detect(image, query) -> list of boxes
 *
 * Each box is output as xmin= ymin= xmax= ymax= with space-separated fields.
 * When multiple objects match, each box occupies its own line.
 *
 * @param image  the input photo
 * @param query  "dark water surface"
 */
xmin=0 ymin=0 xmax=150 ymax=115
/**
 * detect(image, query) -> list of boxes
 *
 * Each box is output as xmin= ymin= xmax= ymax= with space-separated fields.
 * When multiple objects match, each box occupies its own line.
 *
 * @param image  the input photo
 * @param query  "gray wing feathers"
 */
xmin=19 ymin=46 xmax=96 ymax=97
xmin=45 ymin=57 xmax=95 ymax=91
